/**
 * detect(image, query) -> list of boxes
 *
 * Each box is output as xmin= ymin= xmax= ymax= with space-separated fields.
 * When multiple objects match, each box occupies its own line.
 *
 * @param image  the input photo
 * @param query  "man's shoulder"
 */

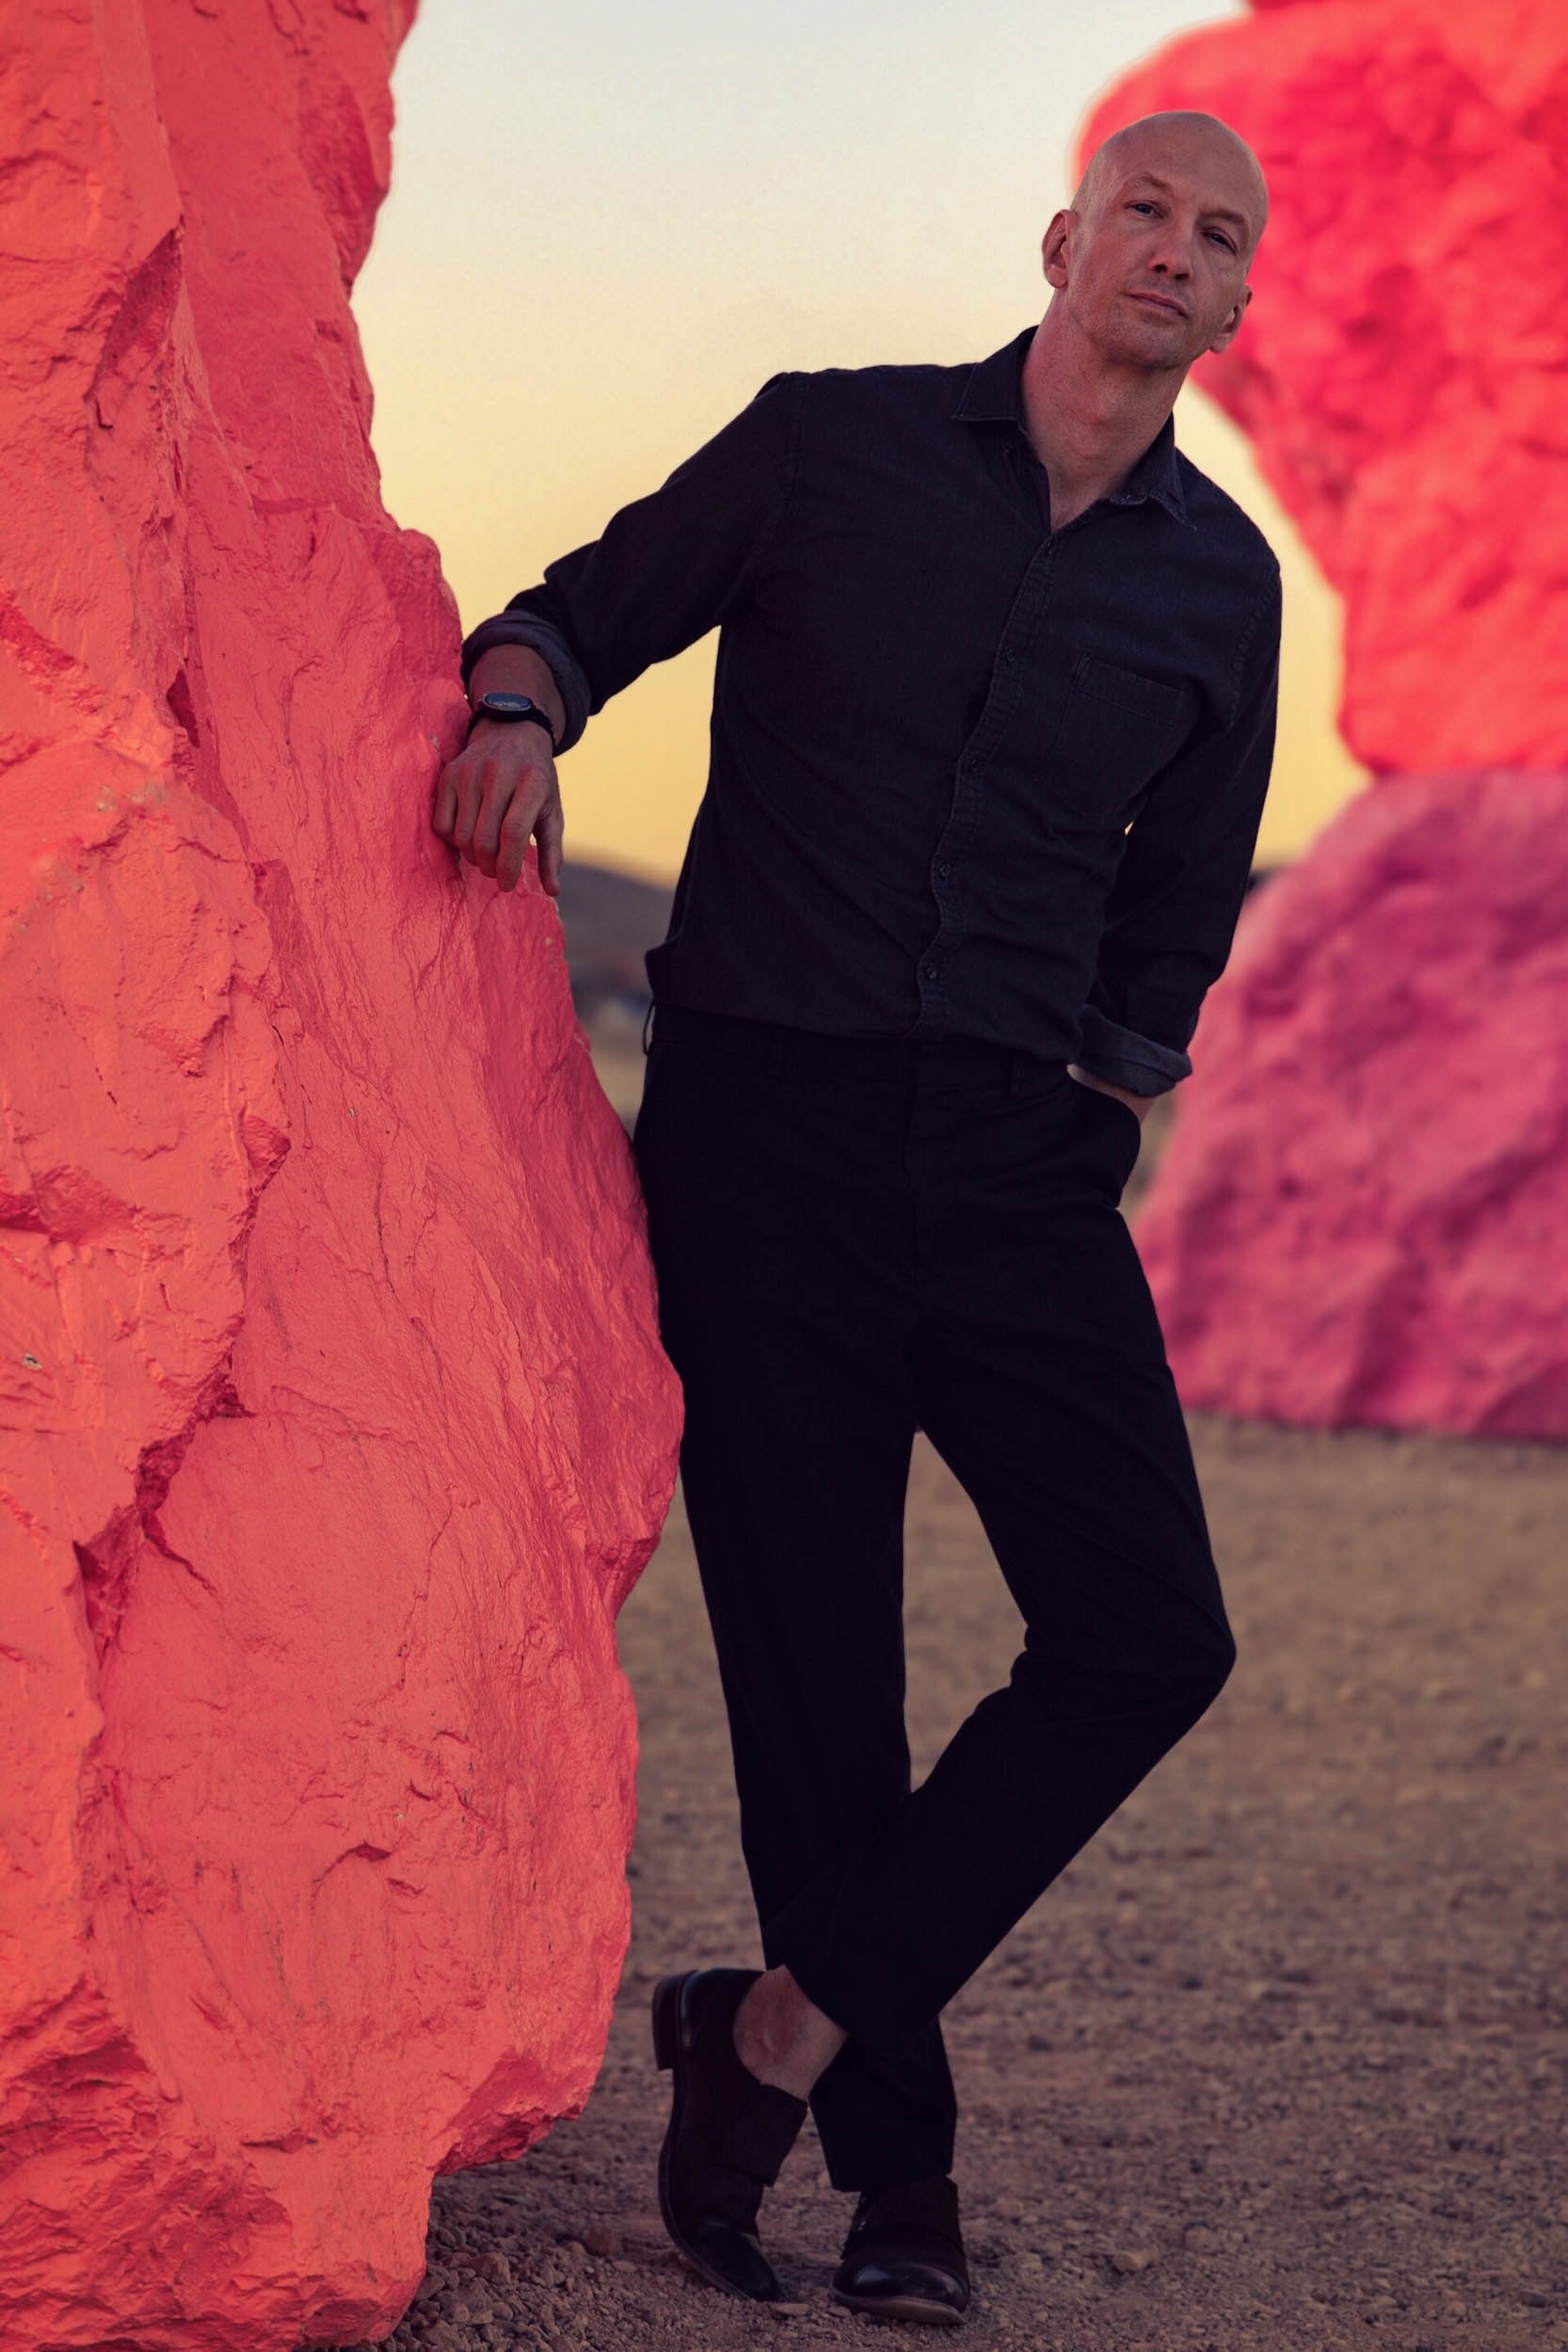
xmin=791 ymin=350 xmax=978 ymax=416
xmin=1173 ymin=447 xmax=1281 ymax=589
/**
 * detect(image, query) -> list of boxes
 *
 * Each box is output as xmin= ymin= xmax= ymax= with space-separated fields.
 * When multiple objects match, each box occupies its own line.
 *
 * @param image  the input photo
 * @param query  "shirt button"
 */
xmin=936 ymin=861 xmax=952 ymax=879
xmin=1000 ymin=648 xmax=1018 ymax=667
xmin=923 ymin=963 xmax=938 ymax=980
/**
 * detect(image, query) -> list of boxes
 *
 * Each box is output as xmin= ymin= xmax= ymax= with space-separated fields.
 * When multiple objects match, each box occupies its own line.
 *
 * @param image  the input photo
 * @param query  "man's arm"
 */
xmin=1074 ymin=568 xmax=1282 ymax=1112
xmin=433 ymin=643 xmax=568 ymax=895
xmin=433 ymin=373 xmax=801 ymax=895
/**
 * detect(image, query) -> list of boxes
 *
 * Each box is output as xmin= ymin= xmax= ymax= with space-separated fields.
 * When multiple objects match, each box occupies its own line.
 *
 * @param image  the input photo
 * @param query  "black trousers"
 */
xmin=632 ymin=1006 xmax=1235 ymax=2194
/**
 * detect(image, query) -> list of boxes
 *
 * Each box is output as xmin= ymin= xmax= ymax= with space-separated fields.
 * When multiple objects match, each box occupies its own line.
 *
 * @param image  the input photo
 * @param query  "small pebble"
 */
xmin=582 ymin=2222 xmax=622 ymax=2258
xmin=419 ymin=2327 xmax=465 ymax=2352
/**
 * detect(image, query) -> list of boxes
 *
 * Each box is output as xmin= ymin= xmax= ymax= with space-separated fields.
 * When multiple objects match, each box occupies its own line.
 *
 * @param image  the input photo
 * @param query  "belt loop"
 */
xmin=766 ymin=1024 xmax=787 ymax=1079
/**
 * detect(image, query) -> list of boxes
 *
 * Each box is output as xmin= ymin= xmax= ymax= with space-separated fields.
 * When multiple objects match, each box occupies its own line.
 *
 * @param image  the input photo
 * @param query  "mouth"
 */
xmin=1125 ymin=290 xmax=1189 ymax=318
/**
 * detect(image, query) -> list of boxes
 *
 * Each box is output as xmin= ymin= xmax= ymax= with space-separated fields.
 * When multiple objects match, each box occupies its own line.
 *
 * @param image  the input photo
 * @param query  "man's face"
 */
xmin=1045 ymin=121 xmax=1263 ymax=375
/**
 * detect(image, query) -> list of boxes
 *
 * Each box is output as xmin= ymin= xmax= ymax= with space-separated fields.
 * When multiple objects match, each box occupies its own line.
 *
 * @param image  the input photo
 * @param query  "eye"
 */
xmin=1128 ymin=200 xmax=1159 ymax=216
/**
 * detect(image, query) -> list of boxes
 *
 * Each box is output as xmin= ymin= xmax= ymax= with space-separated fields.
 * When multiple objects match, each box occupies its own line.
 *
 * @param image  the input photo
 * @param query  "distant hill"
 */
xmin=555 ymin=858 xmax=674 ymax=1015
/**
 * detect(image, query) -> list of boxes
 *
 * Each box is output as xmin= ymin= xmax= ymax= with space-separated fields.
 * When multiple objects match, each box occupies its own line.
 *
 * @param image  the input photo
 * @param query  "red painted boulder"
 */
xmin=1085 ymin=0 xmax=1568 ymax=1437
xmin=0 ymin=6 xmax=680 ymax=2350
xmin=1085 ymin=0 xmax=1568 ymax=776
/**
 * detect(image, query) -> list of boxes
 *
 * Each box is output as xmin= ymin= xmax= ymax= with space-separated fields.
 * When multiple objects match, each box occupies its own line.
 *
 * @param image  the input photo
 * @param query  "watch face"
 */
xmin=468 ymin=691 xmax=552 ymax=749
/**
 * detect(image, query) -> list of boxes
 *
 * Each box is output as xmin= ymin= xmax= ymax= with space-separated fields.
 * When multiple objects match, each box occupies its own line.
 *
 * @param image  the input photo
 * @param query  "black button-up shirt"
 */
xmin=462 ymin=327 xmax=1281 ymax=1092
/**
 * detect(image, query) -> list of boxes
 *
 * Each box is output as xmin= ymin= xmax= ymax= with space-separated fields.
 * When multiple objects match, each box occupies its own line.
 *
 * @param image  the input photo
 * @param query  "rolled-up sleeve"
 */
xmin=1076 ymin=568 xmax=1282 ymax=1095
xmin=459 ymin=372 xmax=802 ymax=753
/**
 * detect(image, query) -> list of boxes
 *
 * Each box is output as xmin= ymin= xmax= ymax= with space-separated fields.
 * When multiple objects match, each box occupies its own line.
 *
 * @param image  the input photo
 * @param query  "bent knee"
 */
xmin=1143 ymin=1596 xmax=1235 ymax=1724
xmin=1192 ymin=1611 xmax=1237 ymax=1707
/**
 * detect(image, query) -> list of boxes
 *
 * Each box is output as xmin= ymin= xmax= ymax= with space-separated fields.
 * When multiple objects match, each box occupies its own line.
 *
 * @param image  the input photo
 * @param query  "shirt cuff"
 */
xmin=459 ymin=613 xmax=591 ymax=753
xmin=1075 ymin=1006 xmax=1192 ymax=1096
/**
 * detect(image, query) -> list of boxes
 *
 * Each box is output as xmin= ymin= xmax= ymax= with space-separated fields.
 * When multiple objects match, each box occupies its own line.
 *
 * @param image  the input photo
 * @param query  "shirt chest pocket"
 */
xmin=1043 ymin=654 xmax=1194 ymax=831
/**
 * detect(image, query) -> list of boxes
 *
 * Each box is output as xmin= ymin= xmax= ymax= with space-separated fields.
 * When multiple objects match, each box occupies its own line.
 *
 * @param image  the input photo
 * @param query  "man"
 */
xmin=436 ymin=112 xmax=1278 ymax=2328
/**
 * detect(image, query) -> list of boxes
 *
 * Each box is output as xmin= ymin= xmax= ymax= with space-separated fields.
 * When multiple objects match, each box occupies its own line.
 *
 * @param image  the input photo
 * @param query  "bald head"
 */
xmin=1034 ymin=107 xmax=1266 ymax=386
xmin=1073 ymin=112 xmax=1269 ymax=261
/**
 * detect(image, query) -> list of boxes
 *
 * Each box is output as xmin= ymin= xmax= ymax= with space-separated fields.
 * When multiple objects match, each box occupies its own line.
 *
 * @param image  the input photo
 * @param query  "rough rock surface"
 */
xmin=0 ymin=6 xmax=680 ymax=2350
xmin=1085 ymin=1 xmax=1568 ymax=1437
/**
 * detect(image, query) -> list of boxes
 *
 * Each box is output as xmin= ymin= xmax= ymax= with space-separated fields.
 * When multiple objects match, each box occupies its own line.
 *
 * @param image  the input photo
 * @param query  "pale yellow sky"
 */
xmin=355 ymin=0 xmax=1366 ymax=879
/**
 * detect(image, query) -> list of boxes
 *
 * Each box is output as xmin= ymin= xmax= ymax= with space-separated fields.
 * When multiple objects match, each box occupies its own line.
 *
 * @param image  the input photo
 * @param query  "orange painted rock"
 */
xmin=0 ymin=5 xmax=680 ymax=2349
xmin=1085 ymin=3 xmax=1568 ymax=1438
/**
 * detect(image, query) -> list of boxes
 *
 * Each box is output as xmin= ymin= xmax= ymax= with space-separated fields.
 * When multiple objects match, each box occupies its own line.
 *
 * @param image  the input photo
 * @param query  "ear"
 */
xmin=1206 ymin=281 xmax=1253 ymax=356
xmin=1041 ymin=208 xmax=1073 ymax=291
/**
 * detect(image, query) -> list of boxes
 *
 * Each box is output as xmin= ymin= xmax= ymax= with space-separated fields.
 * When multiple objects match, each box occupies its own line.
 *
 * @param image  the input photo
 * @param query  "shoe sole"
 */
xmin=831 ymin=2285 xmax=967 ymax=2326
xmin=651 ymin=1972 xmax=776 ymax=2304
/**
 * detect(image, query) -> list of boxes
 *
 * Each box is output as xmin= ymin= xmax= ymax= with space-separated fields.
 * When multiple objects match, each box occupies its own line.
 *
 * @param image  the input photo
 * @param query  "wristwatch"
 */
xmin=465 ymin=691 xmax=558 ymax=751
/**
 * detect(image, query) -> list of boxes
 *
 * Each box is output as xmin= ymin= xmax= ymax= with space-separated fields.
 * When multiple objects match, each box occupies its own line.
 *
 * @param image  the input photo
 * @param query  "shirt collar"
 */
xmin=952 ymin=326 xmax=1192 ymax=528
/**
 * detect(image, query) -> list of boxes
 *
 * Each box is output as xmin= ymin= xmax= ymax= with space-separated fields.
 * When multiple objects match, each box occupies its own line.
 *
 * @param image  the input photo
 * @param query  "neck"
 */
xmin=1020 ymin=307 xmax=1184 ymax=530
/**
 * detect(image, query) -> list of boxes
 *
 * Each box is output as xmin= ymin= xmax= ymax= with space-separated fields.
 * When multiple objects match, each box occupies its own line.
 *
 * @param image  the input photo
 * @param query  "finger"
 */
xmin=449 ymin=751 xmax=488 ymax=855
xmin=536 ymin=792 xmax=565 ymax=899
xmin=432 ymin=754 xmax=460 ymax=839
xmin=495 ymin=775 xmax=545 ymax=892
xmin=472 ymin=760 xmax=529 ymax=877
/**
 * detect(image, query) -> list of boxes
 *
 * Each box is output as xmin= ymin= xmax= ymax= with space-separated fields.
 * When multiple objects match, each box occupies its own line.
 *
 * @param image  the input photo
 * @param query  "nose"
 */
xmin=1148 ymin=221 xmax=1195 ymax=279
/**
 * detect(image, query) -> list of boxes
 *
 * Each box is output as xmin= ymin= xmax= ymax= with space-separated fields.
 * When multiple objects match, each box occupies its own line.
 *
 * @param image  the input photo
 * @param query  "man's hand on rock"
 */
xmin=434 ymin=721 xmax=564 ymax=897
xmin=434 ymin=641 xmax=568 ymax=896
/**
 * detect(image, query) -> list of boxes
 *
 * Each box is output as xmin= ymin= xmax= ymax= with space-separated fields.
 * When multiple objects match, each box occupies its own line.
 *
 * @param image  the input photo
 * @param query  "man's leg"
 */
xmin=632 ymin=1012 xmax=956 ymax=2190
xmin=767 ymin=1067 xmax=1235 ymax=2054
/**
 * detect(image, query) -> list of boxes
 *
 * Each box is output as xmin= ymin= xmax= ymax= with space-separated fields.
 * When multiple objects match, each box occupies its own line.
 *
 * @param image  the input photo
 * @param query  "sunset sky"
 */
xmin=354 ymin=0 xmax=1367 ymax=880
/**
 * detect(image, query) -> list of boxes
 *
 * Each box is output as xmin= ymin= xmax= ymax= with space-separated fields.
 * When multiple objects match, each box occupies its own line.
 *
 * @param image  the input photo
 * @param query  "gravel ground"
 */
xmin=344 ymin=1411 xmax=1568 ymax=2352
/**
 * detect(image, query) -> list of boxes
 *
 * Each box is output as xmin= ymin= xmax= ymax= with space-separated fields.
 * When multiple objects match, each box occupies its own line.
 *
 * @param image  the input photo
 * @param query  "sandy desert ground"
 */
xmin=348 ymin=1401 xmax=1566 ymax=2352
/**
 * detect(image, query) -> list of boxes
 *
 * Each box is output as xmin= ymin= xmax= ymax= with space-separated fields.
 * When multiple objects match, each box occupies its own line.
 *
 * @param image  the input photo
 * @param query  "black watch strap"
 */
xmin=466 ymin=692 xmax=558 ymax=752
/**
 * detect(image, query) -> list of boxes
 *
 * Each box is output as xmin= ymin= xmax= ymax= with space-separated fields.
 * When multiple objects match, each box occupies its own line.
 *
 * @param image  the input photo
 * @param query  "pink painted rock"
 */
xmin=1137 ymin=773 xmax=1568 ymax=1437
xmin=0 ymin=5 xmax=680 ymax=2349
xmin=1084 ymin=3 xmax=1568 ymax=1438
